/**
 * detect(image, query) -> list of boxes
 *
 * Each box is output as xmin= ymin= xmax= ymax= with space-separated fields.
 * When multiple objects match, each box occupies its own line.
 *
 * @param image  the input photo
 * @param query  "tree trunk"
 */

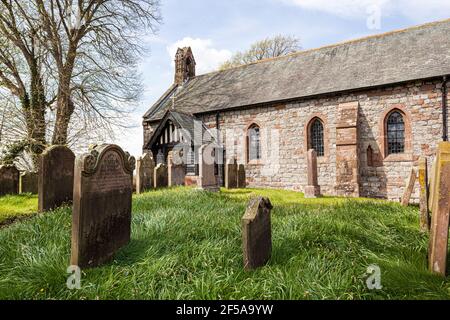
xmin=52 ymin=88 xmax=75 ymax=145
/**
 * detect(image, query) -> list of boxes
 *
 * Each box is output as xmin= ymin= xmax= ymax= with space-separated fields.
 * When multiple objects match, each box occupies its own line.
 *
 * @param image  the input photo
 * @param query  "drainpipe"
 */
xmin=443 ymin=76 xmax=448 ymax=142
xmin=215 ymin=112 xmax=220 ymax=143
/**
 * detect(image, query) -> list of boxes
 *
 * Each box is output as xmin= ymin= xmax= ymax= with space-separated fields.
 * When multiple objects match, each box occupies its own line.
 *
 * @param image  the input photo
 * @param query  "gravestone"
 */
xmin=418 ymin=157 xmax=430 ymax=232
xmin=242 ymin=197 xmax=273 ymax=270
xmin=154 ymin=163 xmax=168 ymax=188
xmin=0 ymin=165 xmax=19 ymax=196
xmin=237 ymin=164 xmax=246 ymax=189
xmin=198 ymin=144 xmax=219 ymax=192
xmin=20 ymin=172 xmax=38 ymax=194
xmin=136 ymin=153 xmax=155 ymax=194
xmin=225 ymin=157 xmax=238 ymax=189
xmin=71 ymin=144 xmax=135 ymax=269
xmin=305 ymin=149 xmax=321 ymax=198
xmin=168 ymin=150 xmax=186 ymax=187
xmin=428 ymin=142 xmax=450 ymax=276
xmin=38 ymin=145 xmax=75 ymax=212
xmin=401 ymin=168 xmax=416 ymax=206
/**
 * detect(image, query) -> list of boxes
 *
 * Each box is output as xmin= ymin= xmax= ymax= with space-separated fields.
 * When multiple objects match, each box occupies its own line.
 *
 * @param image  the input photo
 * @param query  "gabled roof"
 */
xmin=144 ymin=110 xmax=215 ymax=149
xmin=144 ymin=19 xmax=450 ymax=122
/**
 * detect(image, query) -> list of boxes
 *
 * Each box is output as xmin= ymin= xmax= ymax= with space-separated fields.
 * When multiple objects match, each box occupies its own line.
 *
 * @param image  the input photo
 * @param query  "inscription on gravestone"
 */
xmin=71 ymin=144 xmax=135 ymax=268
xmin=242 ymin=197 xmax=273 ymax=270
xmin=0 ymin=165 xmax=19 ymax=196
xmin=38 ymin=145 xmax=75 ymax=212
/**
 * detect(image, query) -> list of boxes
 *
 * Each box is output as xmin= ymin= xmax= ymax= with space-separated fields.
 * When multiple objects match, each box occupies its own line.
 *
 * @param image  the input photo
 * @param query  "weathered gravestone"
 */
xmin=198 ymin=144 xmax=219 ymax=192
xmin=428 ymin=142 xmax=450 ymax=276
xmin=401 ymin=168 xmax=417 ymax=206
xmin=418 ymin=157 xmax=430 ymax=232
xmin=136 ymin=153 xmax=155 ymax=194
xmin=168 ymin=150 xmax=186 ymax=187
xmin=242 ymin=197 xmax=273 ymax=270
xmin=237 ymin=164 xmax=246 ymax=189
xmin=305 ymin=149 xmax=321 ymax=198
xmin=154 ymin=163 xmax=168 ymax=188
xmin=0 ymin=165 xmax=19 ymax=196
xmin=20 ymin=172 xmax=38 ymax=194
xmin=71 ymin=144 xmax=135 ymax=269
xmin=38 ymin=145 xmax=75 ymax=212
xmin=225 ymin=157 xmax=238 ymax=189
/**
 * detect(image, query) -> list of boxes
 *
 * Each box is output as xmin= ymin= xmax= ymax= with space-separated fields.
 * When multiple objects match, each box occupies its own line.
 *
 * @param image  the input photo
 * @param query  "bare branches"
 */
xmin=1 ymin=0 xmax=161 ymax=166
xmin=220 ymin=35 xmax=302 ymax=70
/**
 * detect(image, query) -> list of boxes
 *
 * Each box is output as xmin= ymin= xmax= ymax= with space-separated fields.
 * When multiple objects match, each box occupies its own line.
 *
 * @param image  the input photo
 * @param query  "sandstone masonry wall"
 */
xmin=200 ymin=79 xmax=448 ymax=202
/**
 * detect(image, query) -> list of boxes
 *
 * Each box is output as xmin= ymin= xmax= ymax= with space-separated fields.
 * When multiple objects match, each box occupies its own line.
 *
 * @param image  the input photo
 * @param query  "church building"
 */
xmin=143 ymin=19 xmax=450 ymax=201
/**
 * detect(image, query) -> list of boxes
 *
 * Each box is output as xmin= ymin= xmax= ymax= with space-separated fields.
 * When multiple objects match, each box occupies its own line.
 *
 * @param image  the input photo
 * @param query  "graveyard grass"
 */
xmin=0 ymin=187 xmax=449 ymax=300
xmin=0 ymin=194 xmax=38 ymax=225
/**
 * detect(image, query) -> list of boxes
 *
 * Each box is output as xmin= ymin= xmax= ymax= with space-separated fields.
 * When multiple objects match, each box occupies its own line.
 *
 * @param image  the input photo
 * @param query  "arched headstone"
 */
xmin=136 ymin=153 xmax=155 ymax=194
xmin=154 ymin=163 xmax=168 ymax=188
xmin=71 ymin=144 xmax=135 ymax=268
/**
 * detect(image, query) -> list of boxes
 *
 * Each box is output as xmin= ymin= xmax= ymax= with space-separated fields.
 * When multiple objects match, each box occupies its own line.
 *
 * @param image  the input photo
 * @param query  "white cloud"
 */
xmin=279 ymin=0 xmax=390 ymax=18
xmin=279 ymin=0 xmax=450 ymax=22
xmin=396 ymin=0 xmax=450 ymax=22
xmin=167 ymin=37 xmax=232 ymax=74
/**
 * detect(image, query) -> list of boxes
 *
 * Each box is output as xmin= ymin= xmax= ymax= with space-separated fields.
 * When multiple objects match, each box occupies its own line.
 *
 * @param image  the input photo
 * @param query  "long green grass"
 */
xmin=0 ymin=194 xmax=38 ymax=225
xmin=0 ymin=187 xmax=448 ymax=300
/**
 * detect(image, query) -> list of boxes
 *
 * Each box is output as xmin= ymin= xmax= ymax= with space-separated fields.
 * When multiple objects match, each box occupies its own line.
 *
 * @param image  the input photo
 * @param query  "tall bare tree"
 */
xmin=220 ymin=35 xmax=301 ymax=70
xmin=0 ymin=0 xmax=161 ymax=166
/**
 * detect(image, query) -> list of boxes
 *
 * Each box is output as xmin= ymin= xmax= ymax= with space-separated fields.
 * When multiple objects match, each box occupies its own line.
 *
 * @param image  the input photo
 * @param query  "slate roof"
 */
xmin=144 ymin=19 xmax=450 ymax=122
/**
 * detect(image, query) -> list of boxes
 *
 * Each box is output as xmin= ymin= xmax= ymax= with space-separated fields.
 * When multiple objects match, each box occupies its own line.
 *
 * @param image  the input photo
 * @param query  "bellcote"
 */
xmin=174 ymin=47 xmax=196 ymax=85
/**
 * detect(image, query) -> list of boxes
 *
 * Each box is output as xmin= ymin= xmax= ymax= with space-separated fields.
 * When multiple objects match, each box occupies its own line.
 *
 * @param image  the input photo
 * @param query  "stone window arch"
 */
xmin=307 ymin=117 xmax=325 ymax=157
xmin=379 ymin=105 xmax=412 ymax=160
xmin=247 ymin=123 xmax=261 ymax=162
xmin=386 ymin=111 xmax=405 ymax=155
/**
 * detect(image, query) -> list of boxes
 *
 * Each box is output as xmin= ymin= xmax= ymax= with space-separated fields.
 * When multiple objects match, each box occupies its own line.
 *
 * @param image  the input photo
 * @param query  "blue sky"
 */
xmin=116 ymin=0 xmax=450 ymax=157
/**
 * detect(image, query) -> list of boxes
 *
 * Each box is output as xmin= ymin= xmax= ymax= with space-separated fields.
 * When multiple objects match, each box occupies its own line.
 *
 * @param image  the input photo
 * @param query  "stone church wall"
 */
xmin=200 ymin=79 xmax=448 ymax=202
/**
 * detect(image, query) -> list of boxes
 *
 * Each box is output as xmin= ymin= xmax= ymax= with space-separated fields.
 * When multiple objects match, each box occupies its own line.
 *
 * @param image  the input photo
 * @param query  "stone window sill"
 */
xmin=247 ymin=159 xmax=263 ymax=166
xmin=383 ymin=153 xmax=413 ymax=163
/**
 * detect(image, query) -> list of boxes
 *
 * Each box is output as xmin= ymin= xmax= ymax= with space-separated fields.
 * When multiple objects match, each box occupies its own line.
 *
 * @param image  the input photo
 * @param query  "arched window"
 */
xmin=309 ymin=118 xmax=324 ymax=157
xmin=247 ymin=124 xmax=261 ymax=161
xmin=386 ymin=111 xmax=405 ymax=155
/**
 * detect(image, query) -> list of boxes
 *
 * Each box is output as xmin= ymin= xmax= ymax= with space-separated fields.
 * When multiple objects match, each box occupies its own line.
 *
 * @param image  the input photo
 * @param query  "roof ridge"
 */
xmin=193 ymin=18 xmax=450 ymax=78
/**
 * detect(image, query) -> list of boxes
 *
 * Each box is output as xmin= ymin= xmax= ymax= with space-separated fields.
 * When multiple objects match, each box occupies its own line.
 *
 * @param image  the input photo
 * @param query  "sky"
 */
xmin=115 ymin=0 xmax=450 ymax=158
